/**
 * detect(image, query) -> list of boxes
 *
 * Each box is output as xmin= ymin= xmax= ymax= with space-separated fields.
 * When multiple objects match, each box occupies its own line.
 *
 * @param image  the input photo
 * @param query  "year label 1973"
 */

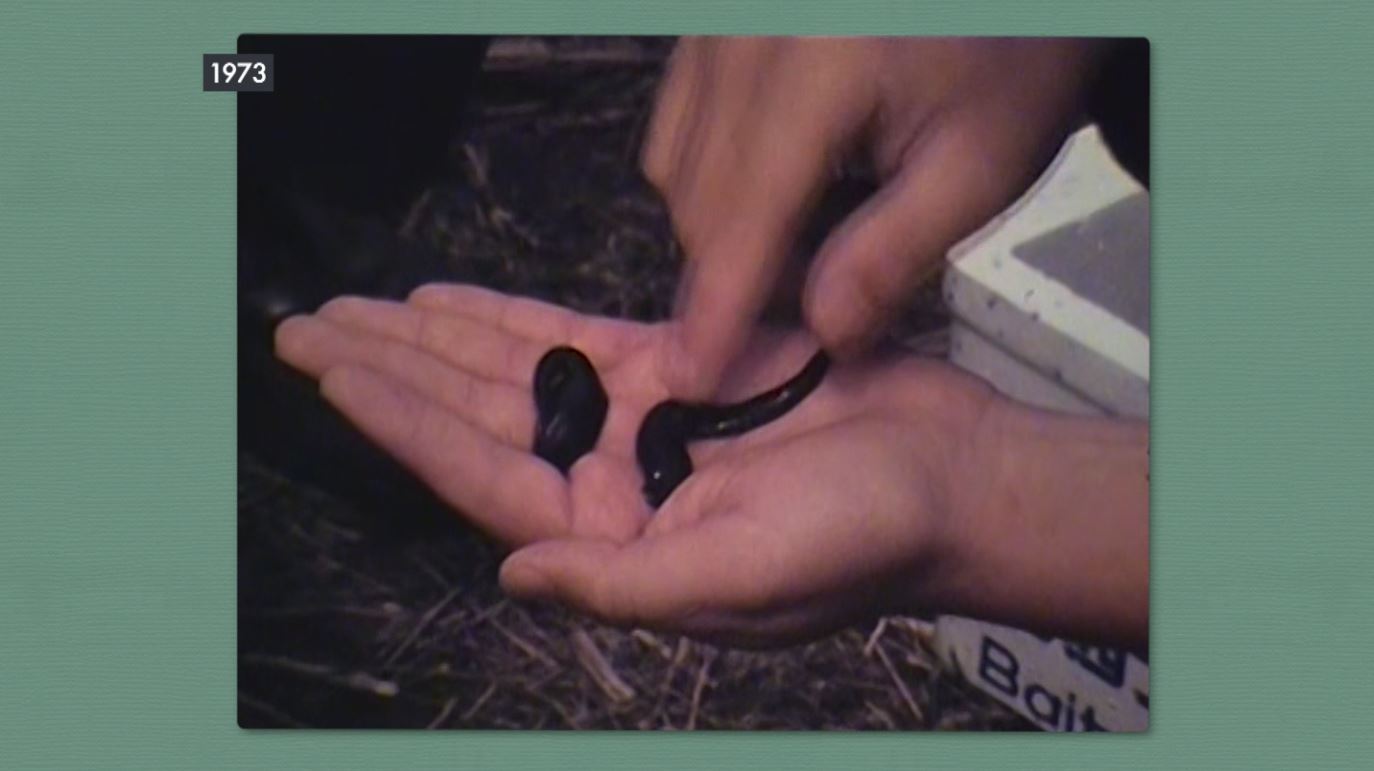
xmin=203 ymin=53 xmax=273 ymax=92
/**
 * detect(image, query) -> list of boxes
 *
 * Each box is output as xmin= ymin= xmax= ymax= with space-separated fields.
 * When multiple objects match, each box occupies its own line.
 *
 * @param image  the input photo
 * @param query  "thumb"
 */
xmin=804 ymin=127 xmax=1028 ymax=358
xmin=499 ymin=539 xmax=621 ymax=615
xmin=499 ymin=538 xmax=674 ymax=629
xmin=499 ymin=518 xmax=752 ymax=629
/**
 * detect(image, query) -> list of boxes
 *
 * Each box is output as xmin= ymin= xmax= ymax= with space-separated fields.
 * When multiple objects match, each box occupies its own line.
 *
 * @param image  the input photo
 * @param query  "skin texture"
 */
xmin=643 ymin=36 xmax=1108 ymax=400
xmin=274 ymin=284 xmax=1149 ymax=653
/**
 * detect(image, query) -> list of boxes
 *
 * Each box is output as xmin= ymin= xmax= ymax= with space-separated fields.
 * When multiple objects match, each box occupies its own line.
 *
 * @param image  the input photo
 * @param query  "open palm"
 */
xmin=276 ymin=282 xmax=993 ymax=646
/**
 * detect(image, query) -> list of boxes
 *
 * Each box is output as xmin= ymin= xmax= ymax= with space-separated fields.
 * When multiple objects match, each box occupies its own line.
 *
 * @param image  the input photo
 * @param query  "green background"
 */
xmin=2 ymin=0 xmax=1371 ymax=767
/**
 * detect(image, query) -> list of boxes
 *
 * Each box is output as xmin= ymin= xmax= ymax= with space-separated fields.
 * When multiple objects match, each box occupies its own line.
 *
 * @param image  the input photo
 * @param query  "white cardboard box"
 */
xmin=945 ymin=125 xmax=1149 ymax=418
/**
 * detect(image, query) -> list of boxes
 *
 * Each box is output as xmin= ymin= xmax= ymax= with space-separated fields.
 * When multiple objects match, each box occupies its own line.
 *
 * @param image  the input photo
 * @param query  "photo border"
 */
xmin=3 ymin=0 xmax=1371 ymax=767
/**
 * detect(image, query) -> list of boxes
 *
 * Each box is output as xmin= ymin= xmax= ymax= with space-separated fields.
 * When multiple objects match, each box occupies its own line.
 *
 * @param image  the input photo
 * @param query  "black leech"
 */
xmin=532 ymin=347 xmax=608 ymax=474
xmin=531 ymin=346 xmax=830 ymax=509
xmin=636 ymin=351 xmax=830 ymax=507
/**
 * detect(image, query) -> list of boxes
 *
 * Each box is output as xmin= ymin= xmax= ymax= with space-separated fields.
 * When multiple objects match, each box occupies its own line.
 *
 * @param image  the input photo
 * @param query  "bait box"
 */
xmin=944 ymin=124 xmax=1149 ymax=419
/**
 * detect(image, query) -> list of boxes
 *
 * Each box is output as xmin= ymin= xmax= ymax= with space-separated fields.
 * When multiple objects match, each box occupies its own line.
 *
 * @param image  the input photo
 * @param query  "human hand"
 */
xmin=501 ymin=343 xmax=1150 ymax=653
xmin=645 ymin=36 xmax=1106 ymax=398
xmin=274 ymin=283 xmax=983 ymax=546
xmin=275 ymin=284 xmax=1147 ymax=652
xmin=499 ymin=357 xmax=998 ymax=648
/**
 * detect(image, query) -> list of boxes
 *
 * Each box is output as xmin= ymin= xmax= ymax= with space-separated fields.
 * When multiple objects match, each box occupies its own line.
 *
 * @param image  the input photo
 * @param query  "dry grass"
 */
xmin=239 ymin=457 xmax=1030 ymax=731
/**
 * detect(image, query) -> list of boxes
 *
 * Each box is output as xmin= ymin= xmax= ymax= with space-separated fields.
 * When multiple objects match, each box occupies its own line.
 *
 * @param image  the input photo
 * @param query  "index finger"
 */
xmin=319 ymin=364 xmax=573 ymax=546
xmin=408 ymin=283 xmax=651 ymax=363
xmin=665 ymin=116 xmax=839 ymax=401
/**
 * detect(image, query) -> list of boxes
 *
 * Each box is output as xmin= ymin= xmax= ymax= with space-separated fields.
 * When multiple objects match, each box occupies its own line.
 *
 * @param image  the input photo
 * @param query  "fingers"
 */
xmin=499 ymin=513 xmax=771 ymax=629
xmin=312 ymin=294 xmax=550 ymax=388
xmin=804 ymin=122 xmax=1032 ymax=357
xmin=662 ymin=230 xmax=788 ymax=400
xmin=661 ymin=117 xmax=842 ymax=400
xmin=407 ymin=284 xmax=650 ymax=365
xmin=274 ymin=290 xmax=659 ymax=547
xmin=318 ymin=365 xmax=572 ymax=546
xmin=275 ymin=314 xmax=536 ymax=448
xmin=645 ymin=41 xmax=862 ymax=400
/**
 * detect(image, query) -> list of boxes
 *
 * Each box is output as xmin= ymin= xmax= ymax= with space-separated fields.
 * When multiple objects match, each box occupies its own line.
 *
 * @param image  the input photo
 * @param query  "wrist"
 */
xmin=912 ymin=394 xmax=1150 ymax=653
xmin=880 ymin=371 xmax=1003 ymax=620
xmin=905 ymin=390 xmax=1013 ymax=620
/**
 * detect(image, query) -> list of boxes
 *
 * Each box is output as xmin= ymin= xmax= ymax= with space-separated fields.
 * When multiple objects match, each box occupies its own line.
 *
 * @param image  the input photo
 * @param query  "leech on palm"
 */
xmin=534 ymin=345 xmax=830 ymax=508
xmin=272 ymin=282 xmax=839 ymax=548
xmin=273 ymin=281 xmax=1139 ymax=651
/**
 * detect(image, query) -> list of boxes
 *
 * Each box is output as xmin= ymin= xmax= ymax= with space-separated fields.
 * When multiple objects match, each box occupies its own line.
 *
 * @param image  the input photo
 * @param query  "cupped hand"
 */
xmin=500 ymin=394 xmax=995 ymax=649
xmin=276 ymin=283 xmax=998 ymax=647
xmin=646 ymin=36 xmax=1106 ymax=398
xmin=277 ymin=283 xmax=663 ymax=547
